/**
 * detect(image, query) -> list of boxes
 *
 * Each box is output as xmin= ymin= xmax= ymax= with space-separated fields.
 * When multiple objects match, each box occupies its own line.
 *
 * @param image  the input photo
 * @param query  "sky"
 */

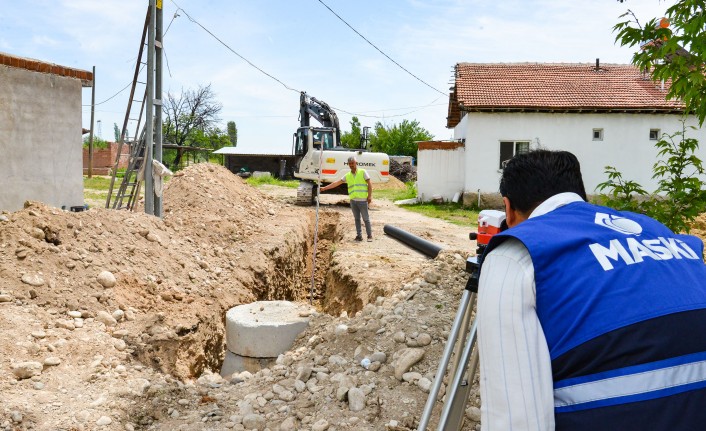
xmin=0 ymin=0 xmax=672 ymax=154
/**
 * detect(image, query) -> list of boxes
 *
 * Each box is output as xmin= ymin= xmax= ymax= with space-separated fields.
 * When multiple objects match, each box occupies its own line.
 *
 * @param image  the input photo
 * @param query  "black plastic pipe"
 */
xmin=383 ymin=224 xmax=443 ymax=258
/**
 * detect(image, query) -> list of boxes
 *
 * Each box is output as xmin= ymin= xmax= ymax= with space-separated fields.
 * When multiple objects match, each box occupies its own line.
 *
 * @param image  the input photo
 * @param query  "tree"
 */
xmin=83 ymin=135 xmax=109 ymax=150
xmin=227 ymin=121 xmax=238 ymax=147
xmin=113 ymin=123 xmax=120 ymax=142
xmin=340 ymin=116 xmax=362 ymax=149
xmin=368 ymin=119 xmax=433 ymax=157
xmin=605 ymin=1 xmax=706 ymax=232
xmin=162 ymin=84 xmax=224 ymax=170
xmin=614 ymin=1 xmax=706 ymax=124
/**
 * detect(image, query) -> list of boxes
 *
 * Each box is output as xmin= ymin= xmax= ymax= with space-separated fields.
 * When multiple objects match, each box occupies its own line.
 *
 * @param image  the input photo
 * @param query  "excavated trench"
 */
xmin=133 ymin=209 xmax=369 ymax=380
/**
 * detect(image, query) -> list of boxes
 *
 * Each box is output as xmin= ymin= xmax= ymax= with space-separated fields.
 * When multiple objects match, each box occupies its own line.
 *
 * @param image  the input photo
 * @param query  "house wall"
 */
xmin=0 ymin=65 xmax=85 ymax=211
xmin=417 ymin=142 xmax=465 ymax=202
xmin=456 ymin=112 xmax=706 ymax=195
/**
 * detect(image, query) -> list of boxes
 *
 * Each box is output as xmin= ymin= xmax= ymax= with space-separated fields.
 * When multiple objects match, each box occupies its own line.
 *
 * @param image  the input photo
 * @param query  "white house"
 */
xmin=418 ymin=62 xmax=706 ymax=203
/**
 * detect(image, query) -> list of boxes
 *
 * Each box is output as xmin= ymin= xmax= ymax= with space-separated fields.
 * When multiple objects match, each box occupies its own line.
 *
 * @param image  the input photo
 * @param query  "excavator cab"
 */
xmin=311 ymin=129 xmax=335 ymax=150
xmin=293 ymin=127 xmax=336 ymax=157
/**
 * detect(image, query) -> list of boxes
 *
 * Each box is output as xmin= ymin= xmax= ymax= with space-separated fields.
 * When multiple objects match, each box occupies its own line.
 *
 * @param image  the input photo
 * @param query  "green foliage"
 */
xmin=83 ymin=175 xmax=113 ymax=190
xmin=246 ymin=176 xmax=300 ymax=188
xmin=369 ymin=119 xmax=433 ymax=157
xmin=227 ymin=121 xmax=238 ymax=146
xmin=375 ymin=181 xmax=418 ymax=202
xmin=113 ymin=123 xmax=120 ymax=141
xmin=82 ymin=135 xmax=109 ymax=150
xmin=596 ymin=125 xmax=706 ymax=233
xmin=595 ymin=167 xmax=648 ymax=213
xmin=614 ymin=1 xmax=706 ymax=125
xmin=340 ymin=116 xmax=362 ymax=149
xmin=398 ymin=202 xmax=478 ymax=228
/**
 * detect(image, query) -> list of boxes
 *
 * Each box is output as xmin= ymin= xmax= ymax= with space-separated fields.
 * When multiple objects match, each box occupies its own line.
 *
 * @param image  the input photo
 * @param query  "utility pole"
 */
xmin=144 ymin=0 xmax=156 ymax=215
xmin=88 ymin=66 xmax=96 ymax=178
xmin=154 ymin=0 xmax=163 ymax=217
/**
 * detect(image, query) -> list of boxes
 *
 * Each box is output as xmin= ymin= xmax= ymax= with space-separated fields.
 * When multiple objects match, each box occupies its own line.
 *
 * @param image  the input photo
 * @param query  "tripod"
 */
xmin=417 ymin=253 xmax=484 ymax=430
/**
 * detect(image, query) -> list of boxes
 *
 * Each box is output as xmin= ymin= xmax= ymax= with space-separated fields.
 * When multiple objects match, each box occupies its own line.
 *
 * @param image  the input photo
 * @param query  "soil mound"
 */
xmin=375 ymin=175 xmax=408 ymax=191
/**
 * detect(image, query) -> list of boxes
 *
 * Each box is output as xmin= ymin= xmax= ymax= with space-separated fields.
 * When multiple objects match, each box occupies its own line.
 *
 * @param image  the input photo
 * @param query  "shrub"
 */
xmin=596 ymin=123 xmax=706 ymax=233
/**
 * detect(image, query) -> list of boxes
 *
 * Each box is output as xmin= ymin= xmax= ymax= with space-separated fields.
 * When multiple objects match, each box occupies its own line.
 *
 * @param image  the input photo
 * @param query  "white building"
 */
xmin=417 ymin=62 xmax=705 ymax=203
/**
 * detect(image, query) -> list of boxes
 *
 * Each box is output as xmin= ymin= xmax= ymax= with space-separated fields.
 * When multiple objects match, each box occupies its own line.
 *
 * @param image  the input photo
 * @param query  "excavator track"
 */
xmin=295 ymin=181 xmax=315 ymax=206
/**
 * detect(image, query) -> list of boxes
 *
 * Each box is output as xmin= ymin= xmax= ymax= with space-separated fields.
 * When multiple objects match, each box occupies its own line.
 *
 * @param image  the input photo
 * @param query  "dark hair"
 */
xmin=499 ymin=150 xmax=587 ymax=213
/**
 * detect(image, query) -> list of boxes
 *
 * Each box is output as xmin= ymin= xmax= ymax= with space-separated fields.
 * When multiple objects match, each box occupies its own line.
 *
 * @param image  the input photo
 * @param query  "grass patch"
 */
xmin=83 ymin=175 xmax=127 ymax=208
xmin=398 ymin=202 xmax=478 ymax=228
xmin=84 ymin=175 xmax=114 ymax=190
xmin=246 ymin=176 xmax=300 ymax=188
xmin=375 ymin=181 xmax=417 ymax=202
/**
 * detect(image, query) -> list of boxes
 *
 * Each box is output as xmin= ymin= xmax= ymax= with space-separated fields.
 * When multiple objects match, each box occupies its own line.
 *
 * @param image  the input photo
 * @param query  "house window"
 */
xmin=593 ymin=128 xmax=603 ymax=141
xmin=650 ymin=129 xmax=660 ymax=140
xmin=499 ymin=141 xmax=530 ymax=169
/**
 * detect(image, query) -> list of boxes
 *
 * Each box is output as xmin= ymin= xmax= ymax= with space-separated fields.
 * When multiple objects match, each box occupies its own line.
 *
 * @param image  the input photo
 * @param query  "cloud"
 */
xmin=31 ymin=35 xmax=60 ymax=47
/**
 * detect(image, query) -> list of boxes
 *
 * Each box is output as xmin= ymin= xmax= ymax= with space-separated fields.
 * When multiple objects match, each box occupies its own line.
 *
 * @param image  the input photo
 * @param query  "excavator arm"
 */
xmin=299 ymin=91 xmax=341 ymax=145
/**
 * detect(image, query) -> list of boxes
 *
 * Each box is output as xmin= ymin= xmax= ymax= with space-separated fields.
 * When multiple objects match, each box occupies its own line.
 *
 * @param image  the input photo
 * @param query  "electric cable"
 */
xmin=315 ymin=0 xmax=447 ymax=96
xmin=170 ymin=0 xmax=299 ymax=94
xmin=163 ymin=1 xmax=447 ymax=122
xmin=332 ymin=96 xmax=447 ymax=119
xmin=82 ymin=9 xmax=180 ymax=107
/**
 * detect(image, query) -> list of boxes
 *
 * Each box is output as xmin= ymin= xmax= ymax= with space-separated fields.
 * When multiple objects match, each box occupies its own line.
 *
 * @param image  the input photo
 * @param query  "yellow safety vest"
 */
xmin=345 ymin=169 xmax=368 ymax=200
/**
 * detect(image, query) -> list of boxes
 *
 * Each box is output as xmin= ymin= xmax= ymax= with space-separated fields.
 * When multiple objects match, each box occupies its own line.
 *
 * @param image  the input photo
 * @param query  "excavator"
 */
xmin=293 ymin=91 xmax=390 ymax=205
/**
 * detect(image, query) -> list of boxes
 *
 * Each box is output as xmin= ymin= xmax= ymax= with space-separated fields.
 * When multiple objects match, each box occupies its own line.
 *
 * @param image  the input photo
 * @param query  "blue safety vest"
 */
xmin=484 ymin=201 xmax=706 ymax=430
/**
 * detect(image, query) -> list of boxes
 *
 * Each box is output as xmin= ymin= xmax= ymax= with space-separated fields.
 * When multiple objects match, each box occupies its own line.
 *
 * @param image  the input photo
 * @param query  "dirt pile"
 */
xmin=389 ymin=160 xmax=416 ymax=183
xmin=0 ymin=163 xmax=481 ymax=430
xmin=689 ymin=212 xmax=706 ymax=241
xmin=5 ymin=162 xmax=702 ymax=431
xmin=375 ymin=176 xmax=407 ymax=191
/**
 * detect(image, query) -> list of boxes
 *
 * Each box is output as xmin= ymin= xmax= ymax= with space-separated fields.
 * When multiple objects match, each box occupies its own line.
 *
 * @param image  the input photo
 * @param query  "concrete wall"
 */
xmin=417 ymin=141 xmax=465 ymax=202
xmin=454 ymin=111 xmax=706 ymax=194
xmin=0 ymin=65 xmax=85 ymax=211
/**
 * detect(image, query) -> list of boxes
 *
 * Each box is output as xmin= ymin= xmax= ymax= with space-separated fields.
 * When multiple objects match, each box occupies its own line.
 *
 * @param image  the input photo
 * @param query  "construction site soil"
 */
xmin=2 ymin=163 xmax=706 ymax=431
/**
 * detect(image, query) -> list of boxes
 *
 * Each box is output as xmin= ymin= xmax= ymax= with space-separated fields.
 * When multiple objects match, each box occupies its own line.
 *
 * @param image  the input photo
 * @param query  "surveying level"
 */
xmin=418 ymin=210 xmax=506 ymax=431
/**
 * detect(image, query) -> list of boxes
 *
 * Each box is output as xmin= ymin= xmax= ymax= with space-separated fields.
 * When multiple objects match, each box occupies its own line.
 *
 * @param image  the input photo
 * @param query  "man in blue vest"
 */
xmin=321 ymin=156 xmax=374 ymax=242
xmin=477 ymin=149 xmax=706 ymax=431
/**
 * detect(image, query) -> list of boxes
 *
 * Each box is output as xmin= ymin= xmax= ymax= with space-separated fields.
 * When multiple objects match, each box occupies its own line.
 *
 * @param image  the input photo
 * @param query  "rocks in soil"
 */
xmin=0 ymin=162 xmax=537 ymax=430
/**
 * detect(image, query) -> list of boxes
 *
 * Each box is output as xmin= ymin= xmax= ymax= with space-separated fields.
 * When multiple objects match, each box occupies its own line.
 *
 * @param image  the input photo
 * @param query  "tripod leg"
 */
xmin=437 ymin=313 xmax=479 ymax=430
xmin=446 ymin=293 xmax=476 ymax=400
xmin=417 ymin=289 xmax=474 ymax=431
xmin=443 ymin=346 xmax=479 ymax=430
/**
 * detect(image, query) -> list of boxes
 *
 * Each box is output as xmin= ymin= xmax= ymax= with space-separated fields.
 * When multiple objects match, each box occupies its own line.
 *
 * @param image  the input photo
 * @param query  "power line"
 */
xmin=315 ymin=0 xmax=447 ymax=96
xmin=162 ymin=1 xmax=444 ymax=121
xmin=170 ymin=0 xmax=299 ymax=94
xmin=82 ymin=10 xmax=180 ymax=107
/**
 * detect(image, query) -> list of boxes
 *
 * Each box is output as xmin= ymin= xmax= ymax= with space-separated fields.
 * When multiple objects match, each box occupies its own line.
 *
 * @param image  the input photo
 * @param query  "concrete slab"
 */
xmin=225 ymin=301 xmax=313 ymax=358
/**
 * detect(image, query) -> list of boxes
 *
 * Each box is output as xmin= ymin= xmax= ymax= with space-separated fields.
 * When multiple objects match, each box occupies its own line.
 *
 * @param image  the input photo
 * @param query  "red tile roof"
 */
xmin=447 ymin=62 xmax=684 ymax=128
xmin=0 ymin=51 xmax=93 ymax=87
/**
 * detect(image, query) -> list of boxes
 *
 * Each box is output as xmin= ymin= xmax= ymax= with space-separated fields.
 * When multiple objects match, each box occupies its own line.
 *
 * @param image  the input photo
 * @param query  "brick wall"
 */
xmin=83 ymin=142 xmax=130 ymax=175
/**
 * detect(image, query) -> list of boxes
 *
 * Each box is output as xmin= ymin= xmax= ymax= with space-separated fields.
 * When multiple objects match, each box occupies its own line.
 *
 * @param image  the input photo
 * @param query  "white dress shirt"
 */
xmin=477 ymin=193 xmax=584 ymax=431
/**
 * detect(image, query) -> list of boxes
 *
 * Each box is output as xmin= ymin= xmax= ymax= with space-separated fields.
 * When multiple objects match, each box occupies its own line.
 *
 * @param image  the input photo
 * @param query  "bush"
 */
xmin=596 ymin=123 xmax=706 ymax=233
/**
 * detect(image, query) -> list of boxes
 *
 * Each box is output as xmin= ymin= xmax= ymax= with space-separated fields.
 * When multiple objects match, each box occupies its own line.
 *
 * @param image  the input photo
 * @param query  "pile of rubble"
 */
xmin=0 ymin=163 xmax=479 ymax=430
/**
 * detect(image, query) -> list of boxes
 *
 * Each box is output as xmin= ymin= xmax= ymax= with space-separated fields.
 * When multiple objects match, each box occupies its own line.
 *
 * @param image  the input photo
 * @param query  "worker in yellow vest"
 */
xmin=321 ymin=156 xmax=374 ymax=242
